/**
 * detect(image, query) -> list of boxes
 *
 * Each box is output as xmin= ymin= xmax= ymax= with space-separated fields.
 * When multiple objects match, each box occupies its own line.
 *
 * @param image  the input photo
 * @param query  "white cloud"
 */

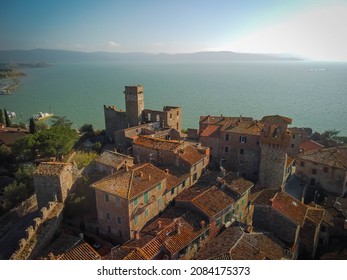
xmin=106 ymin=41 xmax=120 ymax=48
xmin=228 ymin=4 xmax=347 ymax=61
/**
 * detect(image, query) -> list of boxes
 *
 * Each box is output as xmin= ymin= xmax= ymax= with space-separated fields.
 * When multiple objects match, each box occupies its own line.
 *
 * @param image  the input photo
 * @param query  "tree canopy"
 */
xmin=13 ymin=125 xmax=78 ymax=160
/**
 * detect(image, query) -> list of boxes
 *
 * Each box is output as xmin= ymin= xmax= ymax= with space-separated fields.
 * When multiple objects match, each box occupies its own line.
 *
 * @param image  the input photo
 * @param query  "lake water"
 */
xmin=1 ymin=61 xmax=346 ymax=135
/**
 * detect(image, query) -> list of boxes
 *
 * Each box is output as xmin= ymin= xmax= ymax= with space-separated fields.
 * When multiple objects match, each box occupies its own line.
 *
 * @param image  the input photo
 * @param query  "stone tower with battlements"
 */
xmin=124 ymin=85 xmax=144 ymax=127
xmin=258 ymin=115 xmax=292 ymax=189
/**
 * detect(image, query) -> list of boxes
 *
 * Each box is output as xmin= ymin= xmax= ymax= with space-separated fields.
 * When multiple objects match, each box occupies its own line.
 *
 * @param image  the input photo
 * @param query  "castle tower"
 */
xmin=258 ymin=115 xmax=292 ymax=189
xmin=124 ymin=85 xmax=144 ymax=127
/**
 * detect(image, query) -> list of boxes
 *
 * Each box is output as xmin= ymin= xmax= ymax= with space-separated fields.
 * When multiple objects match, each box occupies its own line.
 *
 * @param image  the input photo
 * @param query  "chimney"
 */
xmin=125 ymin=165 xmax=129 ymax=172
xmin=165 ymin=169 xmax=169 ymax=175
xmin=200 ymin=220 xmax=206 ymax=229
xmin=148 ymin=174 xmax=151 ymax=181
xmin=246 ymin=225 xmax=253 ymax=233
xmin=140 ymin=171 xmax=144 ymax=178
xmin=158 ymin=221 xmax=162 ymax=229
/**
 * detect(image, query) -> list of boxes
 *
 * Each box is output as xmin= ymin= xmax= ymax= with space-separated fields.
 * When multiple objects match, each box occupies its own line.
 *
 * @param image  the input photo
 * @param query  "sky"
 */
xmin=1 ymin=0 xmax=347 ymax=61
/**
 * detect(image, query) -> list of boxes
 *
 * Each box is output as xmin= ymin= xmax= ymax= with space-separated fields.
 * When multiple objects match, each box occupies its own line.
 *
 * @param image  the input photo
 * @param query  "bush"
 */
xmin=4 ymin=181 xmax=28 ymax=204
xmin=72 ymin=151 xmax=98 ymax=169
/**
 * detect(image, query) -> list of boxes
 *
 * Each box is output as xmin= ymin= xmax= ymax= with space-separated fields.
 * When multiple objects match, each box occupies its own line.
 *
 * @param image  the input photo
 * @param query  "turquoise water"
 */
xmin=1 ymin=61 xmax=347 ymax=135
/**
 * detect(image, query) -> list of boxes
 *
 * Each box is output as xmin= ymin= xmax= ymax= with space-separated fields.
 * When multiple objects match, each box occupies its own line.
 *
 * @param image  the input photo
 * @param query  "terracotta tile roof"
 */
xmin=223 ymin=121 xmax=264 ymax=136
xmin=58 ymin=242 xmax=101 ymax=260
xmin=286 ymin=156 xmax=295 ymax=168
xmin=117 ymin=208 xmax=207 ymax=259
xmin=91 ymin=163 xmax=168 ymax=199
xmin=161 ymin=166 xmax=190 ymax=190
xmin=272 ymin=192 xmax=309 ymax=226
xmin=95 ymin=150 xmax=133 ymax=167
xmin=200 ymin=124 xmax=220 ymax=137
xmin=134 ymin=135 xmax=183 ymax=151
xmin=306 ymin=207 xmax=324 ymax=225
xmin=175 ymin=184 xmax=211 ymax=201
xmin=123 ymin=247 xmax=148 ymax=260
xmin=0 ymin=128 xmax=29 ymax=146
xmin=34 ymin=162 xmax=71 ymax=176
xmin=231 ymin=233 xmax=285 ymax=260
xmin=300 ymin=140 xmax=324 ymax=152
xmin=195 ymin=226 xmax=285 ymax=260
xmin=298 ymin=146 xmax=347 ymax=169
xmin=192 ymin=186 xmax=235 ymax=217
xmin=261 ymin=115 xmax=292 ymax=124
xmin=251 ymin=189 xmax=278 ymax=205
xmin=178 ymin=145 xmax=207 ymax=166
xmin=221 ymin=174 xmax=254 ymax=197
xmin=289 ymin=127 xmax=312 ymax=135
xmin=200 ymin=116 xmax=253 ymax=126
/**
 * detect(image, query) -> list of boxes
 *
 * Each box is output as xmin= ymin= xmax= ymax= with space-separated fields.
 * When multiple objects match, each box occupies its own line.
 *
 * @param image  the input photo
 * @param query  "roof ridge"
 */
xmin=127 ymin=170 xmax=134 ymax=199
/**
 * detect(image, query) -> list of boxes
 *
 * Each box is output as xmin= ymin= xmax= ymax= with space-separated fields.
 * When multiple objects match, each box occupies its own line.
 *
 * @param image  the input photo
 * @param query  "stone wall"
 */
xmin=296 ymin=159 xmax=347 ymax=196
xmin=10 ymin=201 xmax=63 ymax=260
xmin=259 ymin=145 xmax=287 ymax=188
xmin=252 ymin=205 xmax=299 ymax=245
xmin=220 ymin=132 xmax=261 ymax=182
xmin=104 ymin=105 xmax=127 ymax=141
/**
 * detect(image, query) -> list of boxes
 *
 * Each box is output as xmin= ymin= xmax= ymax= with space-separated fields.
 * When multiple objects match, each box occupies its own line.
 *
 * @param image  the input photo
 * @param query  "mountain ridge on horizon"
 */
xmin=0 ymin=48 xmax=303 ymax=63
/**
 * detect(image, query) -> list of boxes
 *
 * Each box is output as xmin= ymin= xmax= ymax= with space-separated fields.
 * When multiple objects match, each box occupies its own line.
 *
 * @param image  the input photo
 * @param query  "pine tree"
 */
xmin=4 ymin=108 xmax=11 ymax=127
xmin=29 ymin=117 xmax=37 ymax=134
xmin=0 ymin=109 xmax=4 ymax=125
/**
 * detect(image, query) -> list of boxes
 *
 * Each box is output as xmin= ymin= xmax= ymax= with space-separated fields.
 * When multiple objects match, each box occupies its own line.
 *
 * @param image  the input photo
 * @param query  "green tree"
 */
xmin=12 ymin=134 xmax=37 ymax=160
xmin=51 ymin=116 xmax=73 ymax=128
xmin=4 ymin=108 xmax=11 ymax=127
xmin=36 ymin=121 xmax=48 ymax=132
xmin=79 ymin=124 xmax=94 ymax=135
xmin=15 ymin=165 xmax=35 ymax=194
xmin=4 ymin=181 xmax=28 ymax=204
xmin=29 ymin=117 xmax=37 ymax=134
xmin=0 ymin=109 xmax=4 ymax=125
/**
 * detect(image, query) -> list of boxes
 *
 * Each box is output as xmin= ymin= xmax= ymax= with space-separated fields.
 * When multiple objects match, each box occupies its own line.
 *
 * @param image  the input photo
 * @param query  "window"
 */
xmin=171 ymin=188 xmax=175 ymax=195
xmin=242 ymin=199 xmax=244 ymax=206
xmin=145 ymin=209 xmax=149 ymax=217
xmin=106 ymin=212 xmax=110 ymax=220
xmin=239 ymin=159 xmax=244 ymax=165
xmin=170 ymin=113 xmax=172 ymax=119
xmin=158 ymin=197 xmax=162 ymax=208
xmin=177 ymin=111 xmax=179 ymax=116
xmin=144 ymin=191 xmax=149 ymax=204
xmin=105 ymin=193 xmax=109 ymax=202
xmin=216 ymin=218 xmax=222 ymax=226
xmin=225 ymin=134 xmax=230 ymax=141
xmin=193 ymin=173 xmax=197 ymax=181
xmin=157 ymin=183 xmax=162 ymax=191
xmin=239 ymin=136 xmax=247 ymax=143
xmin=115 ymin=197 xmax=121 ymax=207
xmin=107 ymin=226 xmax=111 ymax=234
xmin=224 ymin=146 xmax=229 ymax=153
xmin=193 ymin=164 xmax=197 ymax=172
xmin=292 ymin=134 xmax=296 ymax=139
xmin=300 ymin=161 xmax=305 ymax=167
xmin=134 ymin=215 xmax=138 ymax=225
xmin=310 ymin=178 xmax=316 ymax=186
xmin=237 ymin=204 xmax=240 ymax=210
xmin=323 ymin=167 xmax=329 ymax=173
xmin=291 ymin=144 xmax=295 ymax=148
xmin=240 ymin=148 xmax=244 ymax=155
xmin=119 ymin=230 xmax=123 ymax=238
xmin=134 ymin=197 xmax=138 ymax=206
xmin=312 ymin=169 xmax=317 ymax=175
xmin=182 ymin=180 xmax=186 ymax=187
xmin=117 ymin=216 xmax=122 ymax=224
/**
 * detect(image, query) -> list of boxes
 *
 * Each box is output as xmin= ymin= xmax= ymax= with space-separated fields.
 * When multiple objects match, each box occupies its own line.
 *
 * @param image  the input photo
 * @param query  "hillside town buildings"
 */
xmin=8 ymin=84 xmax=345 ymax=260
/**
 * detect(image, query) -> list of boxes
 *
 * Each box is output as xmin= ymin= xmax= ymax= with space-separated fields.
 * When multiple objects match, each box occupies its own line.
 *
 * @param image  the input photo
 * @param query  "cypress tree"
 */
xmin=4 ymin=108 xmax=11 ymax=127
xmin=0 ymin=109 xmax=4 ymax=125
xmin=29 ymin=117 xmax=37 ymax=134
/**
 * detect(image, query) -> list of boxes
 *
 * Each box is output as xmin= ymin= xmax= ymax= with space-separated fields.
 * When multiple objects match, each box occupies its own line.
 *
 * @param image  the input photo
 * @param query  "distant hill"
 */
xmin=0 ymin=49 xmax=303 ymax=63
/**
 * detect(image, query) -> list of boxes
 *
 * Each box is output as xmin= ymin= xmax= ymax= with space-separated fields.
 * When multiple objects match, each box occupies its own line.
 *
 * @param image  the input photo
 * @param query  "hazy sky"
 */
xmin=1 ymin=0 xmax=347 ymax=60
